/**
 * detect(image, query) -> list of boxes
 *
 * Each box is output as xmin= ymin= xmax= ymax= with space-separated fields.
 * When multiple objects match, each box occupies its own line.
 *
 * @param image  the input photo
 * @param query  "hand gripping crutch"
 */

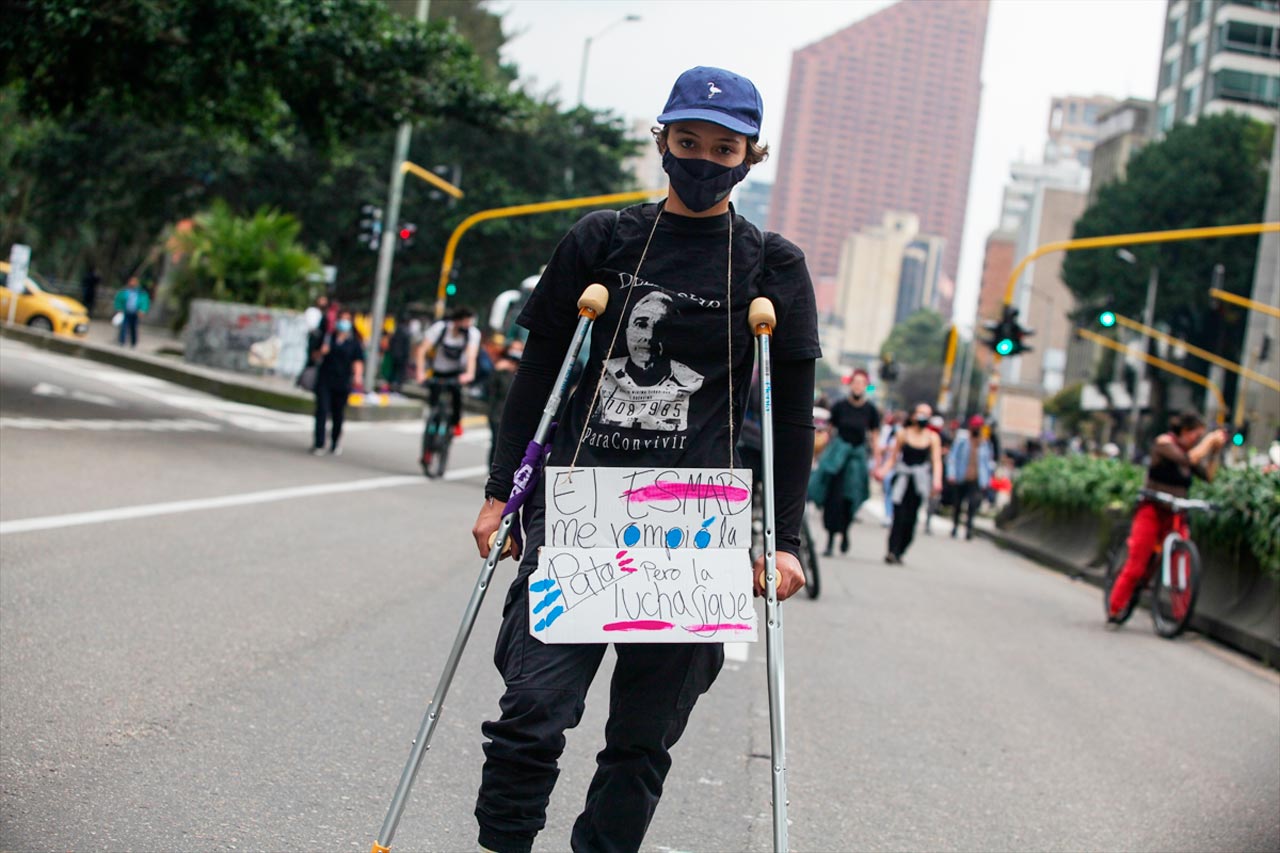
xmin=750 ymin=297 xmax=790 ymax=853
xmin=371 ymin=283 xmax=610 ymax=853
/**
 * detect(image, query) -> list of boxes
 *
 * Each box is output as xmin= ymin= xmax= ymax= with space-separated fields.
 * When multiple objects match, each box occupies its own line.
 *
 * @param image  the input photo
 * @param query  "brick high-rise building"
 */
xmin=767 ymin=0 xmax=988 ymax=297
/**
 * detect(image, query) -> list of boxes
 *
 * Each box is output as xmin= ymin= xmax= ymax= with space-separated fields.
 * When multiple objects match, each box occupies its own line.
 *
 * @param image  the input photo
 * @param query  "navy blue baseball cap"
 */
xmin=657 ymin=66 xmax=763 ymax=137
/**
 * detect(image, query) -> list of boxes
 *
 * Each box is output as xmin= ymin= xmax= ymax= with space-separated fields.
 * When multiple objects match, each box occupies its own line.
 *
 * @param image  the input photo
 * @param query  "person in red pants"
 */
xmin=1107 ymin=411 xmax=1226 ymax=621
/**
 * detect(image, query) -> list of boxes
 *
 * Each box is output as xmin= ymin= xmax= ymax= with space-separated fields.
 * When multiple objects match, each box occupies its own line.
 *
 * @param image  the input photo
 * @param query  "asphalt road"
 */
xmin=2 ymin=337 xmax=1277 ymax=853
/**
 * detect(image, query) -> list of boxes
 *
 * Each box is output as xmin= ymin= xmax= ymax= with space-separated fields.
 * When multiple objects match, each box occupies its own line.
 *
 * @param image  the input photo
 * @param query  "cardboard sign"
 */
xmin=543 ymin=467 xmax=753 ymax=551
xmin=532 ymin=466 xmax=756 ymax=644
xmin=529 ymin=547 xmax=755 ymax=643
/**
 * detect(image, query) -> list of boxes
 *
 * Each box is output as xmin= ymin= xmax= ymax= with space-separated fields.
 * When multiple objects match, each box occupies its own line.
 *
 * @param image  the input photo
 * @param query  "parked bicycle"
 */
xmin=421 ymin=376 xmax=462 ymax=479
xmin=751 ymin=483 xmax=820 ymax=599
xmin=1104 ymin=488 xmax=1215 ymax=638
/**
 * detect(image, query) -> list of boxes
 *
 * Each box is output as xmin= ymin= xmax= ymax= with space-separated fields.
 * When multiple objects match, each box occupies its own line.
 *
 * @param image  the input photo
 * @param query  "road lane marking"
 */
xmin=0 ymin=475 xmax=423 ymax=535
xmin=0 ymin=417 xmax=222 ymax=432
xmin=442 ymin=465 xmax=489 ymax=481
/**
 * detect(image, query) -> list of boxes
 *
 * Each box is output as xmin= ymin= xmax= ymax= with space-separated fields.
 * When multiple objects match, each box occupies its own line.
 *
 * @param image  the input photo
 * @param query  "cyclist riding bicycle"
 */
xmin=414 ymin=306 xmax=481 ymax=431
xmin=1106 ymin=410 xmax=1227 ymax=622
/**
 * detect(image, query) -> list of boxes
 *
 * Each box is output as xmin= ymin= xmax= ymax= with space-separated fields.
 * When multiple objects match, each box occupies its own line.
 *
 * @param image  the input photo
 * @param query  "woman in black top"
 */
xmin=310 ymin=309 xmax=363 ymax=456
xmin=875 ymin=401 xmax=943 ymax=564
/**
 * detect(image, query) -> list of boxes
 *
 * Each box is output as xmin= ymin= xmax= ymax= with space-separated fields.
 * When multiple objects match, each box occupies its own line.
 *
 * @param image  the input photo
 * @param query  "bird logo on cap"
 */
xmin=707 ymin=81 xmax=722 ymax=99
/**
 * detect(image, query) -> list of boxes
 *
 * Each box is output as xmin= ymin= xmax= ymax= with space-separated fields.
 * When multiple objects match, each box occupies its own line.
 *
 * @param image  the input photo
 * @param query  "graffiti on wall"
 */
xmin=184 ymin=300 xmax=311 ymax=379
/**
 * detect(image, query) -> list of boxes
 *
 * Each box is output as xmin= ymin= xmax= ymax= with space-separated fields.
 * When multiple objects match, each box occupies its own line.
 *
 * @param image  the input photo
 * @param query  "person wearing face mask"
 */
xmin=466 ymin=65 xmax=820 ymax=853
xmin=818 ymin=369 xmax=881 ymax=554
xmin=875 ymin=402 xmax=943 ymax=564
xmin=310 ymin=309 xmax=364 ymax=456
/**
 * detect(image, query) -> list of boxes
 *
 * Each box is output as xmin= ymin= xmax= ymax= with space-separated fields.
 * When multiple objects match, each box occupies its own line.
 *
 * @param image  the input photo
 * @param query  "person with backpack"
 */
xmin=466 ymin=65 xmax=819 ymax=853
xmin=414 ymin=306 xmax=481 ymax=430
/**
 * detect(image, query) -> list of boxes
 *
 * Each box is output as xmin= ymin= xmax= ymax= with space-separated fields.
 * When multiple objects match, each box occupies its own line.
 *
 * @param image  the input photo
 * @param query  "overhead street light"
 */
xmin=577 ymin=14 xmax=641 ymax=107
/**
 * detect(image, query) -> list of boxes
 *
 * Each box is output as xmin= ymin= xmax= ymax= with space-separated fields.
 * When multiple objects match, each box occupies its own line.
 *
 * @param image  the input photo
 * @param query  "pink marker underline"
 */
xmin=602 ymin=620 xmax=674 ymax=631
xmin=683 ymin=623 xmax=753 ymax=632
xmin=622 ymin=482 xmax=750 ymax=504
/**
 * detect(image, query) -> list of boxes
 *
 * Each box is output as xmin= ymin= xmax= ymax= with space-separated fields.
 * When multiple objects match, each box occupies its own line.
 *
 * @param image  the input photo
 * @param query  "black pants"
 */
xmin=888 ymin=478 xmax=923 ymax=558
xmin=476 ymin=494 xmax=724 ymax=853
xmin=952 ymin=480 xmax=981 ymax=536
xmin=428 ymin=372 xmax=464 ymax=427
xmin=313 ymin=383 xmax=349 ymax=449
xmin=117 ymin=312 xmax=139 ymax=346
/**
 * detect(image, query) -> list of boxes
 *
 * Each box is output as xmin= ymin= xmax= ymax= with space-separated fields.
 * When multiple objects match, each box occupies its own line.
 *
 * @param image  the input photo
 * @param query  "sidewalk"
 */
xmin=1 ymin=320 xmax=422 ymax=422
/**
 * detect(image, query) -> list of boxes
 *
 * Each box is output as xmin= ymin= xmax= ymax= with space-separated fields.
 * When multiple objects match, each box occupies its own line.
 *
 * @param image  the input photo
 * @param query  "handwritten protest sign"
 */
xmin=529 ymin=547 xmax=756 ymax=643
xmin=532 ymin=467 xmax=755 ymax=643
xmin=544 ymin=467 xmax=753 ymax=551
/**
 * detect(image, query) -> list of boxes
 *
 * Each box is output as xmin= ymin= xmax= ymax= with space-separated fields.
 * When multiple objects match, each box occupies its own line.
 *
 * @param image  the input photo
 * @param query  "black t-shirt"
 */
xmin=830 ymin=398 xmax=880 ymax=447
xmin=517 ymin=203 xmax=821 ymax=470
xmin=317 ymin=334 xmax=364 ymax=388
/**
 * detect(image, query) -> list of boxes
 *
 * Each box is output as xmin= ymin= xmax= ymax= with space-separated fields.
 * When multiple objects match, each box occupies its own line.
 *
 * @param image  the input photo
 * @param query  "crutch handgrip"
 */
xmin=578 ymin=283 xmax=609 ymax=319
xmin=749 ymin=297 xmax=776 ymax=336
xmin=488 ymin=530 xmax=513 ymax=559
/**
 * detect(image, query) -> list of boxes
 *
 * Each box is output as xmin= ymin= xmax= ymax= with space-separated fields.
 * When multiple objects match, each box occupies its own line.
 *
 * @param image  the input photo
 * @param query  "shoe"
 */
xmin=822 ymin=546 xmax=834 ymax=558
xmin=965 ymin=530 xmax=973 ymax=541
xmin=884 ymin=553 xmax=898 ymax=564
xmin=453 ymin=424 xmax=464 ymax=437
xmin=330 ymin=443 xmax=342 ymax=456
xmin=951 ymin=528 xmax=958 ymax=538
xmin=840 ymin=534 xmax=849 ymax=554
xmin=310 ymin=447 xmax=326 ymax=456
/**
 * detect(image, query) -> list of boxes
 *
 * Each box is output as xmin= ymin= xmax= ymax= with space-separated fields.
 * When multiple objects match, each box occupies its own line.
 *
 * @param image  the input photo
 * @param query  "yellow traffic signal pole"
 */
xmin=936 ymin=324 xmax=957 ymax=412
xmin=986 ymin=221 xmax=1280 ymax=421
xmin=1208 ymin=287 xmax=1280 ymax=319
xmin=433 ymin=189 xmax=665 ymax=318
xmin=402 ymin=161 xmax=465 ymax=199
xmin=1107 ymin=311 xmax=1280 ymax=392
xmin=1078 ymin=328 xmax=1228 ymax=425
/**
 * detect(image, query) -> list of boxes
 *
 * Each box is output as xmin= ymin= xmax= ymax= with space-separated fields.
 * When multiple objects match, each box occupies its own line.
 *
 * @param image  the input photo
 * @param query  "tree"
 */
xmin=0 ymin=0 xmax=509 ymax=149
xmin=171 ymin=200 xmax=322 ymax=325
xmin=1061 ymin=113 xmax=1273 ymax=405
xmin=877 ymin=309 xmax=947 ymax=411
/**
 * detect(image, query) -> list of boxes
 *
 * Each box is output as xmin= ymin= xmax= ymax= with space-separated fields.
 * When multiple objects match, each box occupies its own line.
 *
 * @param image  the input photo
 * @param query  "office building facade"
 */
xmin=1156 ymin=0 xmax=1280 ymax=133
xmin=767 ymin=0 xmax=988 ymax=293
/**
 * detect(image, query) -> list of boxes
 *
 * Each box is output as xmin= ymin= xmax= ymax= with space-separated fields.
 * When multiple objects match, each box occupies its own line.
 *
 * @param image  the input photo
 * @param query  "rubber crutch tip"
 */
xmin=749 ymin=297 xmax=776 ymax=334
xmin=578 ymin=283 xmax=609 ymax=317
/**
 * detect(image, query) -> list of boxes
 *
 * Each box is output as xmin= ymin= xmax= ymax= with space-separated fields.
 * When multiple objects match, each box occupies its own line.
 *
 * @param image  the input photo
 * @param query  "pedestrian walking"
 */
xmin=311 ymin=309 xmax=363 ymax=456
xmin=486 ymin=338 xmax=522 ymax=467
xmin=386 ymin=317 xmax=412 ymax=393
xmin=467 ymin=65 xmax=819 ymax=853
xmin=79 ymin=266 xmax=100 ymax=317
xmin=112 ymin=276 xmax=150 ymax=347
xmin=816 ymin=368 xmax=880 ymax=554
xmin=924 ymin=415 xmax=950 ymax=535
xmin=946 ymin=414 xmax=995 ymax=540
xmin=876 ymin=411 xmax=901 ymax=527
xmin=876 ymin=402 xmax=943 ymax=564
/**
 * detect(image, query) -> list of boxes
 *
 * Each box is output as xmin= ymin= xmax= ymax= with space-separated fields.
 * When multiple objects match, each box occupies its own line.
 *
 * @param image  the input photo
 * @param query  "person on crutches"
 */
xmin=464 ymin=66 xmax=821 ymax=853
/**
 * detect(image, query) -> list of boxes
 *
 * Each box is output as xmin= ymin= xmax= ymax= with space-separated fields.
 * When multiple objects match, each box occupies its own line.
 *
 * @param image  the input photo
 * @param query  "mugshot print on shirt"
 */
xmin=597 ymin=289 xmax=705 ymax=433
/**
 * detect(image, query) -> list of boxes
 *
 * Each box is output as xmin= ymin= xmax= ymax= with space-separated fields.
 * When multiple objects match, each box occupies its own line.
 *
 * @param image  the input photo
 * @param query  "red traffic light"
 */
xmin=399 ymin=228 xmax=412 ymax=239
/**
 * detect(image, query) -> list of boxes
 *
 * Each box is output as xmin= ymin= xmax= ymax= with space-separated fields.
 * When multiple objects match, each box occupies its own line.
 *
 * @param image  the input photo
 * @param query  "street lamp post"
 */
xmin=1116 ymin=249 xmax=1158 ymax=461
xmin=576 ymin=15 xmax=640 ymax=107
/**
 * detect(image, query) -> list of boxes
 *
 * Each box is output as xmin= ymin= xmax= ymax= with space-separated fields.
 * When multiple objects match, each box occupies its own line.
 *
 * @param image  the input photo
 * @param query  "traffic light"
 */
xmin=880 ymin=352 xmax=899 ymax=381
xmin=397 ymin=222 xmax=417 ymax=249
xmin=1232 ymin=422 xmax=1249 ymax=448
xmin=982 ymin=305 xmax=1033 ymax=357
xmin=359 ymin=204 xmax=383 ymax=251
xmin=445 ymin=283 xmax=458 ymax=296
xmin=1099 ymin=310 xmax=1117 ymax=328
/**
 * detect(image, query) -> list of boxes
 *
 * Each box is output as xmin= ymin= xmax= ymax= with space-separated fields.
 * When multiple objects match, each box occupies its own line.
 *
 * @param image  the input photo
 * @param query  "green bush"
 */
xmin=1014 ymin=455 xmax=1279 ymax=577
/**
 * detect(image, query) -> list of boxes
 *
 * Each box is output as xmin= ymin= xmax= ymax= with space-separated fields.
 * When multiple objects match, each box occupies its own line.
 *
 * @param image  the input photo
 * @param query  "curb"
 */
xmin=973 ymin=524 xmax=1280 ymax=670
xmin=1 ymin=324 xmax=422 ymax=422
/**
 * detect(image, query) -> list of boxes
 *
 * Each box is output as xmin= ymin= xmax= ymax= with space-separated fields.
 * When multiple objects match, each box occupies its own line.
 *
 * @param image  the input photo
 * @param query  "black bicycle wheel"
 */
xmin=1151 ymin=537 xmax=1201 ymax=639
xmin=421 ymin=410 xmax=444 ymax=477
xmin=429 ymin=431 xmax=453 ymax=479
xmin=1103 ymin=542 xmax=1140 ymax=626
xmin=799 ymin=518 xmax=820 ymax=599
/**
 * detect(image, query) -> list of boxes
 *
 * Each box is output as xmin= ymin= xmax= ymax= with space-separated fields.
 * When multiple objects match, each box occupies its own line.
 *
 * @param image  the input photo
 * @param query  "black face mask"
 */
xmin=914 ymin=417 xmax=930 ymax=428
xmin=662 ymin=151 xmax=750 ymax=213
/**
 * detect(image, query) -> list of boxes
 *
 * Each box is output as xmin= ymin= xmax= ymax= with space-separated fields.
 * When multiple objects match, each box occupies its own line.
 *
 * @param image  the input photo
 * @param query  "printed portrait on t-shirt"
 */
xmin=596 ymin=290 xmax=704 ymax=432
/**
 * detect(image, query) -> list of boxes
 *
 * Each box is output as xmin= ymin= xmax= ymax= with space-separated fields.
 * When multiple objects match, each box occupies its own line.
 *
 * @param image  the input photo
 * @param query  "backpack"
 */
xmin=473 ymin=345 xmax=494 ymax=385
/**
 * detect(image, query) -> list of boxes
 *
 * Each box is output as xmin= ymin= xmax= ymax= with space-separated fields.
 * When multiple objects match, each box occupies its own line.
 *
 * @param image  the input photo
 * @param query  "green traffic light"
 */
xmin=1232 ymin=432 xmax=1245 ymax=447
xmin=1099 ymin=311 xmax=1116 ymax=327
xmin=445 ymin=283 xmax=457 ymax=296
xmin=995 ymin=339 xmax=1014 ymax=356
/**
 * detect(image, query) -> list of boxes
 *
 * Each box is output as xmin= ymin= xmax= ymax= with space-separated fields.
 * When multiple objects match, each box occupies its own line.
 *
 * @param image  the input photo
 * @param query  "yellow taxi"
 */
xmin=0 ymin=260 xmax=91 ymax=338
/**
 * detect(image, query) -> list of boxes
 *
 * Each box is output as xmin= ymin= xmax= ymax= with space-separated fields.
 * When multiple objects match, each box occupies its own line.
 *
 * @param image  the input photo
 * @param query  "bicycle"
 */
xmin=420 ymin=376 xmax=462 ymax=479
xmin=750 ymin=482 xmax=820 ymax=599
xmin=1104 ymin=488 xmax=1215 ymax=638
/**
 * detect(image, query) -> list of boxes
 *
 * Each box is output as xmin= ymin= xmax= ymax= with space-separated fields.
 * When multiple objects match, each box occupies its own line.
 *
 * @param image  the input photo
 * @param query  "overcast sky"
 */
xmin=494 ymin=0 xmax=1167 ymax=329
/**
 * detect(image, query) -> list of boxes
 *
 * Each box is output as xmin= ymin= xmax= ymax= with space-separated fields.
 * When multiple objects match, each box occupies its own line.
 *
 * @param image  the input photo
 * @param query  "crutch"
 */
xmin=750 ymin=297 xmax=789 ymax=853
xmin=371 ymin=283 xmax=610 ymax=853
